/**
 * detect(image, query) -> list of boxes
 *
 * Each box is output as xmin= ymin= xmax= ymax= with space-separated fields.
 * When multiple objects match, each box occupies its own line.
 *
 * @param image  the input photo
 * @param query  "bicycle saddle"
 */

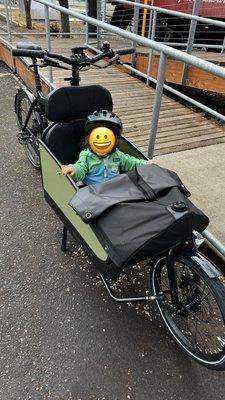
xmin=16 ymin=42 xmax=42 ymax=51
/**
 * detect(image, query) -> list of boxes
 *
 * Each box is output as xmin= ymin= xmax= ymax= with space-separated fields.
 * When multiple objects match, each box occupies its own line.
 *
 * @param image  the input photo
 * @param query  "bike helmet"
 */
xmin=85 ymin=110 xmax=123 ymax=137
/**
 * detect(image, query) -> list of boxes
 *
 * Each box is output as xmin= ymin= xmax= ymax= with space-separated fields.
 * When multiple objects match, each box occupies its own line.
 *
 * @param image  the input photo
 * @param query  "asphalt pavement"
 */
xmin=1 ymin=62 xmax=225 ymax=400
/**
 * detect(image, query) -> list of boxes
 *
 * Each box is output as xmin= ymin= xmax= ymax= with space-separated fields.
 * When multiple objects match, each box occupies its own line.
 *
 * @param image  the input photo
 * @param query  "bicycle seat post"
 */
xmin=32 ymin=57 xmax=42 ymax=93
xmin=69 ymin=47 xmax=85 ymax=86
xmin=70 ymin=66 xmax=80 ymax=86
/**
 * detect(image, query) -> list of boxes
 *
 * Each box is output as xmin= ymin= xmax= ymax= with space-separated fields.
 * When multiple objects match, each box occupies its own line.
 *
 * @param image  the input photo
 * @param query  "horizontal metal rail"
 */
xmin=0 ymin=31 xmax=87 ymax=35
xmin=203 ymin=231 xmax=225 ymax=259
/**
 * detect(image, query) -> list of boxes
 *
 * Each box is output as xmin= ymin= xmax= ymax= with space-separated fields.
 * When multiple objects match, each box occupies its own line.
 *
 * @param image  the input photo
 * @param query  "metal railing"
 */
xmin=114 ymin=0 xmax=225 ymax=36
xmin=107 ymin=0 xmax=225 ymax=85
xmin=95 ymin=2 xmax=225 ymax=137
xmin=1 ymin=0 xmax=225 ymax=258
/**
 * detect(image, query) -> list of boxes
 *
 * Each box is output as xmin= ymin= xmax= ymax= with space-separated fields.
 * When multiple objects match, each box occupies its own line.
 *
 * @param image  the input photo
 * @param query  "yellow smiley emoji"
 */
xmin=88 ymin=127 xmax=116 ymax=155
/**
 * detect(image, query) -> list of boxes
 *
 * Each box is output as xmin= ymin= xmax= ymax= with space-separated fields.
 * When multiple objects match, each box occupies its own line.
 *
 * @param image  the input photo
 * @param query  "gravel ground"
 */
xmin=1 ymin=62 xmax=225 ymax=400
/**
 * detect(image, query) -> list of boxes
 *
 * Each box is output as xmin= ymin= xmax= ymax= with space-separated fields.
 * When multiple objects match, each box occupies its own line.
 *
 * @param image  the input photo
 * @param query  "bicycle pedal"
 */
xmin=17 ymin=132 xmax=30 ymax=144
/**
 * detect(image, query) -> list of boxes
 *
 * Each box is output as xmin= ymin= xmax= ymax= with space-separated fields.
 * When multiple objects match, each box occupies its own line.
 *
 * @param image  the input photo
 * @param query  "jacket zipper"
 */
xmin=103 ymin=157 xmax=108 ymax=179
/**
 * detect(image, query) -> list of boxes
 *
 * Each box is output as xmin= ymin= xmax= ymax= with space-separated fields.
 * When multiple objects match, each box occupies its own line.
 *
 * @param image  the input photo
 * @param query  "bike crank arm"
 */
xmin=17 ymin=131 xmax=32 ymax=143
xmin=17 ymin=130 xmax=39 ymax=150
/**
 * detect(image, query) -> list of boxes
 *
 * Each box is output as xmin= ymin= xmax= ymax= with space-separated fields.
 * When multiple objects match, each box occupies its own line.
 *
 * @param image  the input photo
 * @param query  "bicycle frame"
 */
xmin=15 ymin=61 xmax=47 ymax=139
xmin=21 ymin=94 xmax=45 ymax=130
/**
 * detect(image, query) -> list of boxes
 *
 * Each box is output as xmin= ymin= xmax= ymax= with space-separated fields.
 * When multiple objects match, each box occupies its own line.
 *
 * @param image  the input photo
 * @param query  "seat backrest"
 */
xmin=44 ymin=119 xmax=86 ymax=165
xmin=44 ymin=85 xmax=113 ymax=164
xmin=45 ymin=85 xmax=113 ymax=123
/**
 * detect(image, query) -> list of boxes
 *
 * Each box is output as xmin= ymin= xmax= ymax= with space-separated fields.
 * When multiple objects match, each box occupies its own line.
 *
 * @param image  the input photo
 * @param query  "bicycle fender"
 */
xmin=183 ymin=248 xmax=222 ymax=279
xmin=14 ymin=87 xmax=35 ymax=113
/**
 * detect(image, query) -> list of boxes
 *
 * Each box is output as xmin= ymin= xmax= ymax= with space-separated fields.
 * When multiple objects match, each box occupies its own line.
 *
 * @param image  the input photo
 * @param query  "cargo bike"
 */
xmin=12 ymin=42 xmax=225 ymax=371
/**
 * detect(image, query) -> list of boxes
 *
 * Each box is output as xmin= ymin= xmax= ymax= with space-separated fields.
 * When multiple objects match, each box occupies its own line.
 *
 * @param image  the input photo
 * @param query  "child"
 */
xmin=61 ymin=110 xmax=154 ymax=185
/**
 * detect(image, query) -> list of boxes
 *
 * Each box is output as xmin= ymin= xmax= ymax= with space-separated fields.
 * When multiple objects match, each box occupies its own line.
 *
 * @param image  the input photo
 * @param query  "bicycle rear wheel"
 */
xmin=15 ymin=90 xmax=44 ymax=169
xmin=151 ymin=255 xmax=225 ymax=370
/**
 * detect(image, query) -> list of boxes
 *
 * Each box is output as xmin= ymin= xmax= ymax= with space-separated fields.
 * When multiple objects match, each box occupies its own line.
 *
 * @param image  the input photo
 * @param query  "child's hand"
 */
xmin=61 ymin=165 xmax=75 ymax=176
xmin=147 ymin=160 xmax=155 ymax=165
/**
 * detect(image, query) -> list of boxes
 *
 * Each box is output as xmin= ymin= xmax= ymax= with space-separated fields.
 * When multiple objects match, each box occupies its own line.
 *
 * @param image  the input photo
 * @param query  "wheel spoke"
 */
xmin=154 ymin=257 xmax=225 ymax=364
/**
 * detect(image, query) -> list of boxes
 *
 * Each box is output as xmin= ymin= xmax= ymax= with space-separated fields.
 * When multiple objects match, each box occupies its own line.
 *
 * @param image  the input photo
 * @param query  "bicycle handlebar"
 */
xmin=12 ymin=48 xmax=46 ymax=58
xmin=12 ymin=48 xmax=75 ymax=64
xmin=114 ymin=48 xmax=135 ymax=55
xmin=12 ymin=46 xmax=135 ymax=66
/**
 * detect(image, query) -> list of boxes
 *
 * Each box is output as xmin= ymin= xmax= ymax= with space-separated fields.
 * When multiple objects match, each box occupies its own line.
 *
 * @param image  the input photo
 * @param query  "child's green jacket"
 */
xmin=71 ymin=148 xmax=147 ymax=185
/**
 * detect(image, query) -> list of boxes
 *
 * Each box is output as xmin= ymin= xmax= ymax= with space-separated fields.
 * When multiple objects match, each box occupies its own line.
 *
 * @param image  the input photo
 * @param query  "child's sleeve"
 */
xmin=117 ymin=150 xmax=147 ymax=172
xmin=70 ymin=150 xmax=89 ymax=181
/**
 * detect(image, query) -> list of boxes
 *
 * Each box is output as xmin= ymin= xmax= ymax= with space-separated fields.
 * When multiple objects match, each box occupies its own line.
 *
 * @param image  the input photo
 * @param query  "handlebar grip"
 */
xmin=12 ymin=48 xmax=45 ymax=58
xmin=115 ymin=48 xmax=135 ymax=56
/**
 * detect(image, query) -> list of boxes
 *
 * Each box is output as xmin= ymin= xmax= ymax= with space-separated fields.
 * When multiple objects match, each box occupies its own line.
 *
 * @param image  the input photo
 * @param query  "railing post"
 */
xmin=221 ymin=35 xmax=225 ymax=53
xmin=86 ymin=0 xmax=97 ymax=43
xmin=131 ymin=0 xmax=140 ymax=68
xmin=101 ymin=0 xmax=106 ymax=23
xmin=148 ymin=51 xmax=167 ymax=159
xmin=96 ymin=0 xmax=102 ymax=49
xmin=146 ymin=9 xmax=157 ymax=85
xmin=181 ymin=0 xmax=201 ymax=85
xmin=3 ymin=0 xmax=12 ymax=43
xmin=9 ymin=0 xmax=12 ymax=26
xmin=44 ymin=4 xmax=53 ymax=84
xmin=85 ymin=0 xmax=89 ymax=45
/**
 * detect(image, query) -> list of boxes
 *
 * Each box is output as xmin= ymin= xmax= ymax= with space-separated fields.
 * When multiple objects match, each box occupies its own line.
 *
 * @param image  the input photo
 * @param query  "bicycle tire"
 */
xmin=151 ymin=255 xmax=225 ymax=370
xmin=15 ymin=90 xmax=44 ymax=169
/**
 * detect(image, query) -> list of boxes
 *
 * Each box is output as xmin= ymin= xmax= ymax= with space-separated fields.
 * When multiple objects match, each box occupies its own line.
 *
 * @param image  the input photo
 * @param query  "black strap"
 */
xmin=126 ymin=167 xmax=156 ymax=201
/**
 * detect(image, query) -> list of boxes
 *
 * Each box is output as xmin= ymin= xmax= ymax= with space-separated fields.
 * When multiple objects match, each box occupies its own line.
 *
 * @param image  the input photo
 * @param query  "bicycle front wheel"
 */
xmin=15 ymin=90 xmax=43 ymax=169
xmin=151 ymin=255 xmax=225 ymax=370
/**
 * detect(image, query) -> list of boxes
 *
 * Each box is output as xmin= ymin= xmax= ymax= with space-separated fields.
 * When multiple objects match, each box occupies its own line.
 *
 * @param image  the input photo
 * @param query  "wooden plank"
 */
xmin=157 ymin=133 xmax=225 ymax=149
xmin=0 ymin=42 xmax=14 ymax=68
xmin=123 ymin=113 xmax=205 ymax=129
xmin=139 ymin=137 xmax=225 ymax=156
xmin=131 ymin=128 xmax=225 ymax=145
xmin=120 ymin=107 xmax=195 ymax=118
xmin=116 ymin=103 xmax=182 ymax=112
xmin=157 ymin=137 xmax=225 ymax=153
xmin=125 ymin=124 xmax=223 ymax=139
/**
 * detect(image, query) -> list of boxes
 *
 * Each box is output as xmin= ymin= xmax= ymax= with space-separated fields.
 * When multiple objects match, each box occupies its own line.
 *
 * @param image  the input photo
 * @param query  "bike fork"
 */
xmin=167 ymin=248 xmax=180 ymax=308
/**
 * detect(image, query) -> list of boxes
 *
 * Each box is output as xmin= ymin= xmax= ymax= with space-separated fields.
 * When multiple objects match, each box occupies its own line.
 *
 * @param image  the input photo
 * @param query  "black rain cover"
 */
xmin=70 ymin=165 xmax=209 ymax=269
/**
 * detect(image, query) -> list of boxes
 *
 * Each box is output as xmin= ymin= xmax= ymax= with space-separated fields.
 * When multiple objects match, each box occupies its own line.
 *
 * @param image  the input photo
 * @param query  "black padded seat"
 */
xmin=44 ymin=119 xmax=86 ymax=165
xmin=43 ymin=84 xmax=114 ymax=164
xmin=45 ymin=85 xmax=113 ymax=123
